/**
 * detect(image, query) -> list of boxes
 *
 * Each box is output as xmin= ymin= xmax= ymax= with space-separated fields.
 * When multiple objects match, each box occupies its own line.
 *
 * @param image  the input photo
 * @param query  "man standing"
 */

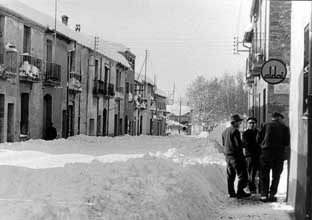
xmin=242 ymin=117 xmax=261 ymax=193
xmin=222 ymin=114 xmax=250 ymax=199
xmin=257 ymin=112 xmax=290 ymax=202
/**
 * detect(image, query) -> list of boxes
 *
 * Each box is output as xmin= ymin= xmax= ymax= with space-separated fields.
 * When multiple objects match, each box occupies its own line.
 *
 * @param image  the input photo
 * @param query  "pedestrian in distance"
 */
xmin=46 ymin=121 xmax=57 ymax=140
xmin=257 ymin=112 xmax=290 ymax=202
xmin=222 ymin=114 xmax=251 ymax=199
xmin=242 ymin=117 xmax=261 ymax=194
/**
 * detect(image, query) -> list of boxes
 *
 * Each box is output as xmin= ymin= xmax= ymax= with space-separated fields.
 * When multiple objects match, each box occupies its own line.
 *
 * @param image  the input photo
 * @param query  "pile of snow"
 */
xmin=0 ymin=135 xmax=228 ymax=219
xmin=197 ymin=131 xmax=209 ymax=138
xmin=0 ymin=134 xmax=292 ymax=219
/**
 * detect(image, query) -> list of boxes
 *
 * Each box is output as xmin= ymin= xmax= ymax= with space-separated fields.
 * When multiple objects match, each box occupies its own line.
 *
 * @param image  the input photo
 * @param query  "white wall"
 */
xmin=288 ymin=1 xmax=310 ymax=207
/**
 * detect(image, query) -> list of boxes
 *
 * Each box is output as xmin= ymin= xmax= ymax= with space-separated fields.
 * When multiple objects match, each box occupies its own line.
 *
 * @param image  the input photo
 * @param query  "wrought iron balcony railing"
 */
xmin=45 ymin=62 xmax=61 ymax=83
xmin=93 ymin=80 xmax=107 ymax=95
xmin=69 ymin=71 xmax=81 ymax=82
xmin=108 ymin=83 xmax=115 ymax=97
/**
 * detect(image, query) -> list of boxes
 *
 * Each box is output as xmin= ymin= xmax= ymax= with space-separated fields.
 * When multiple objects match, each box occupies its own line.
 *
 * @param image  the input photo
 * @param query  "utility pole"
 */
xmin=144 ymin=49 xmax=148 ymax=98
xmin=54 ymin=0 xmax=57 ymax=63
xmin=178 ymin=100 xmax=181 ymax=134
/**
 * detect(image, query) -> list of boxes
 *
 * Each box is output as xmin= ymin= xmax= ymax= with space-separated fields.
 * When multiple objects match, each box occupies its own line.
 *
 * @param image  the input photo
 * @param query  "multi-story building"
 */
xmin=0 ymin=0 xmax=133 ymax=141
xmin=166 ymin=104 xmax=192 ymax=135
xmin=151 ymin=89 xmax=167 ymax=136
xmin=134 ymin=72 xmax=155 ymax=135
xmin=243 ymin=0 xmax=291 ymax=126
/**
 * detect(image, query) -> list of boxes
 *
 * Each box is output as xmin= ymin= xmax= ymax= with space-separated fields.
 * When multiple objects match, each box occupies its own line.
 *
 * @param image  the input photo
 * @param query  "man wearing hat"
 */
xmin=242 ymin=117 xmax=261 ymax=193
xmin=257 ymin=112 xmax=290 ymax=202
xmin=222 ymin=114 xmax=250 ymax=198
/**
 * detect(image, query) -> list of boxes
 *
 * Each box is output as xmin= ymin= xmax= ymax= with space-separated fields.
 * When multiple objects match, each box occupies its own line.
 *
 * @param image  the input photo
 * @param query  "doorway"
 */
xmin=68 ymin=105 xmax=74 ymax=136
xmin=7 ymin=103 xmax=14 ymax=142
xmin=20 ymin=93 xmax=29 ymax=135
xmin=140 ymin=115 xmax=143 ymax=135
xmin=0 ymin=94 xmax=4 ymax=142
xmin=62 ymin=110 xmax=67 ymax=138
xmin=114 ymin=114 xmax=118 ymax=136
xmin=103 ymin=109 xmax=107 ymax=136
xmin=124 ymin=116 xmax=128 ymax=134
xmin=43 ymin=94 xmax=52 ymax=139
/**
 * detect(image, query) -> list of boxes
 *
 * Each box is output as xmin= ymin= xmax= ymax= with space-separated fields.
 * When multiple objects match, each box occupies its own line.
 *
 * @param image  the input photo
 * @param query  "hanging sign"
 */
xmin=261 ymin=59 xmax=287 ymax=84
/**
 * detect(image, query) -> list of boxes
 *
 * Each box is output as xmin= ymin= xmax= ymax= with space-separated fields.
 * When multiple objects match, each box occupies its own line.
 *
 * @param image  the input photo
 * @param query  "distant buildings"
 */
xmin=166 ymin=104 xmax=192 ymax=135
xmin=0 ymin=0 xmax=167 ymax=142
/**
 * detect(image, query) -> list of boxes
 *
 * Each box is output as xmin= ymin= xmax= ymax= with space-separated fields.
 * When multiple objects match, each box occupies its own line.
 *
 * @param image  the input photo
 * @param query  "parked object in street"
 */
xmin=242 ymin=117 xmax=261 ymax=193
xmin=222 ymin=114 xmax=251 ymax=199
xmin=257 ymin=112 xmax=290 ymax=202
xmin=46 ymin=122 xmax=57 ymax=141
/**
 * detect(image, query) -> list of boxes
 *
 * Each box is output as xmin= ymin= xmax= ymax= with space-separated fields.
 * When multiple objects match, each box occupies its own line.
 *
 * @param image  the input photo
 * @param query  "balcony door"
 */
xmin=103 ymin=109 xmax=107 ymax=136
xmin=46 ymin=39 xmax=52 ymax=63
xmin=20 ymin=93 xmax=29 ymax=135
xmin=0 ymin=94 xmax=4 ymax=142
xmin=68 ymin=105 xmax=74 ymax=136
xmin=43 ymin=94 xmax=52 ymax=139
xmin=7 ymin=103 xmax=14 ymax=142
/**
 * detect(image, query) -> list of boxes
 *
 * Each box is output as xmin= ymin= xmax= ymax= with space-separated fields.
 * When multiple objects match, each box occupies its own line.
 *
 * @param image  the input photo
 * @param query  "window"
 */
xmin=126 ymin=82 xmax=129 ymax=93
xmin=304 ymin=24 xmax=309 ymax=114
xmin=46 ymin=39 xmax=53 ymax=63
xmin=100 ymin=59 xmax=104 ymax=81
xmin=69 ymin=51 xmax=75 ymax=72
xmin=0 ymin=15 xmax=5 ymax=64
xmin=95 ymin=59 xmax=99 ymax=80
xmin=23 ymin=25 xmax=31 ymax=53
xmin=104 ymin=65 xmax=109 ymax=83
xmin=116 ymin=69 xmax=121 ymax=89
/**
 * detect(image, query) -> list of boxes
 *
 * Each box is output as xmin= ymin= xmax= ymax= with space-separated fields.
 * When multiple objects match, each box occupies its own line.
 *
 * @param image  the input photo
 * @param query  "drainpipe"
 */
xmin=66 ymin=51 xmax=70 ymax=138
xmin=107 ymin=61 xmax=111 ymax=136
xmin=85 ymin=54 xmax=90 ymax=134
xmin=306 ymin=5 xmax=312 ymax=219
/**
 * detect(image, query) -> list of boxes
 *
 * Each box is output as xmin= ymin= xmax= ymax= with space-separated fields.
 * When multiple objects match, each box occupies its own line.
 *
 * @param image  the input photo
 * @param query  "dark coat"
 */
xmin=257 ymin=120 xmax=290 ymax=158
xmin=242 ymin=129 xmax=261 ymax=158
xmin=46 ymin=125 xmax=57 ymax=140
xmin=222 ymin=126 xmax=244 ymax=159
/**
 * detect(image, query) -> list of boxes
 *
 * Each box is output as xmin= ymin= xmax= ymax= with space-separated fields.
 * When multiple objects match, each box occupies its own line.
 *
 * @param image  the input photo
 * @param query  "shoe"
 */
xmin=260 ymin=196 xmax=268 ymax=202
xmin=228 ymin=193 xmax=237 ymax=198
xmin=236 ymin=191 xmax=251 ymax=199
xmin=268 ymin=195 xmax=277 ymax=202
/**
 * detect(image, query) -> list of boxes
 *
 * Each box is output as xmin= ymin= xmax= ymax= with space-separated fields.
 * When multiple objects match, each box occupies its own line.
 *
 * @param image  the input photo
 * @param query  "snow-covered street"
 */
xmin=0 ymin=129 xmax=295 ymax=219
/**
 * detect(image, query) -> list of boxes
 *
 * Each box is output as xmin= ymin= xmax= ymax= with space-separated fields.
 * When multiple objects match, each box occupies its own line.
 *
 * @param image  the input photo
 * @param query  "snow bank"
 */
xmin=0 ymin=135 xmax=229 ymax=219
xmin=0 ymin=134 xmax=291 ymax=219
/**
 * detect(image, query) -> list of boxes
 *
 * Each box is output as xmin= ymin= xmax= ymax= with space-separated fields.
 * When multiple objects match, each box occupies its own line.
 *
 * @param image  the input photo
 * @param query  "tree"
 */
xmin=186 ymin=72 xmax=248 ymax=125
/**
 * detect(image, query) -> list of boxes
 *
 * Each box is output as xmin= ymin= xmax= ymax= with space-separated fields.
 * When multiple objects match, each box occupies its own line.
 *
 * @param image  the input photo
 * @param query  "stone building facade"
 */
xmin=244 ymin=0 xmax=291 ymax=126
xmin=0 ymin=1 xmax=167 ymax=142
xmin=0 ymin=1 xmax=134 ymax=141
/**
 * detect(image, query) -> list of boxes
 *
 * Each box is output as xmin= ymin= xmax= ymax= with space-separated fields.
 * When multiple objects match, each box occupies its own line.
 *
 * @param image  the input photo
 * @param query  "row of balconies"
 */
xmin=93 ymin=80 xmax=115 ymax=97
xmin=0 ymin=52 xmax=124 ymax=98
xmin=245 ymin=52 xmax=265 ymax=86
xmin=0 ymin=53 xmax=62 ymax=84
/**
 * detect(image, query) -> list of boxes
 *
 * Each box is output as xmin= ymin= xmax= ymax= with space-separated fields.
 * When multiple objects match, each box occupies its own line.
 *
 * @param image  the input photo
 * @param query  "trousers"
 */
xmin=260 ymin=150 xmax=284 ymax=197
xmin=226 ymin=156 xmax=248 ymax=195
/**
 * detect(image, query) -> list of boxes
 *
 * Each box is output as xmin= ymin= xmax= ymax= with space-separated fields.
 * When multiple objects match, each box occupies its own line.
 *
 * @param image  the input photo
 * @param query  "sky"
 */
xmin=18 ymin=0 xmax=252 ymax=100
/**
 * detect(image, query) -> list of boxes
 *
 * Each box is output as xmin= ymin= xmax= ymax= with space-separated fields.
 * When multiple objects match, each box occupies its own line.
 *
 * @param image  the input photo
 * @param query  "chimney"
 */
xmin=61 ymin=15 xmax=69 ymax=26
xmin=75 ymin=24 xmax=81 ymax=32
